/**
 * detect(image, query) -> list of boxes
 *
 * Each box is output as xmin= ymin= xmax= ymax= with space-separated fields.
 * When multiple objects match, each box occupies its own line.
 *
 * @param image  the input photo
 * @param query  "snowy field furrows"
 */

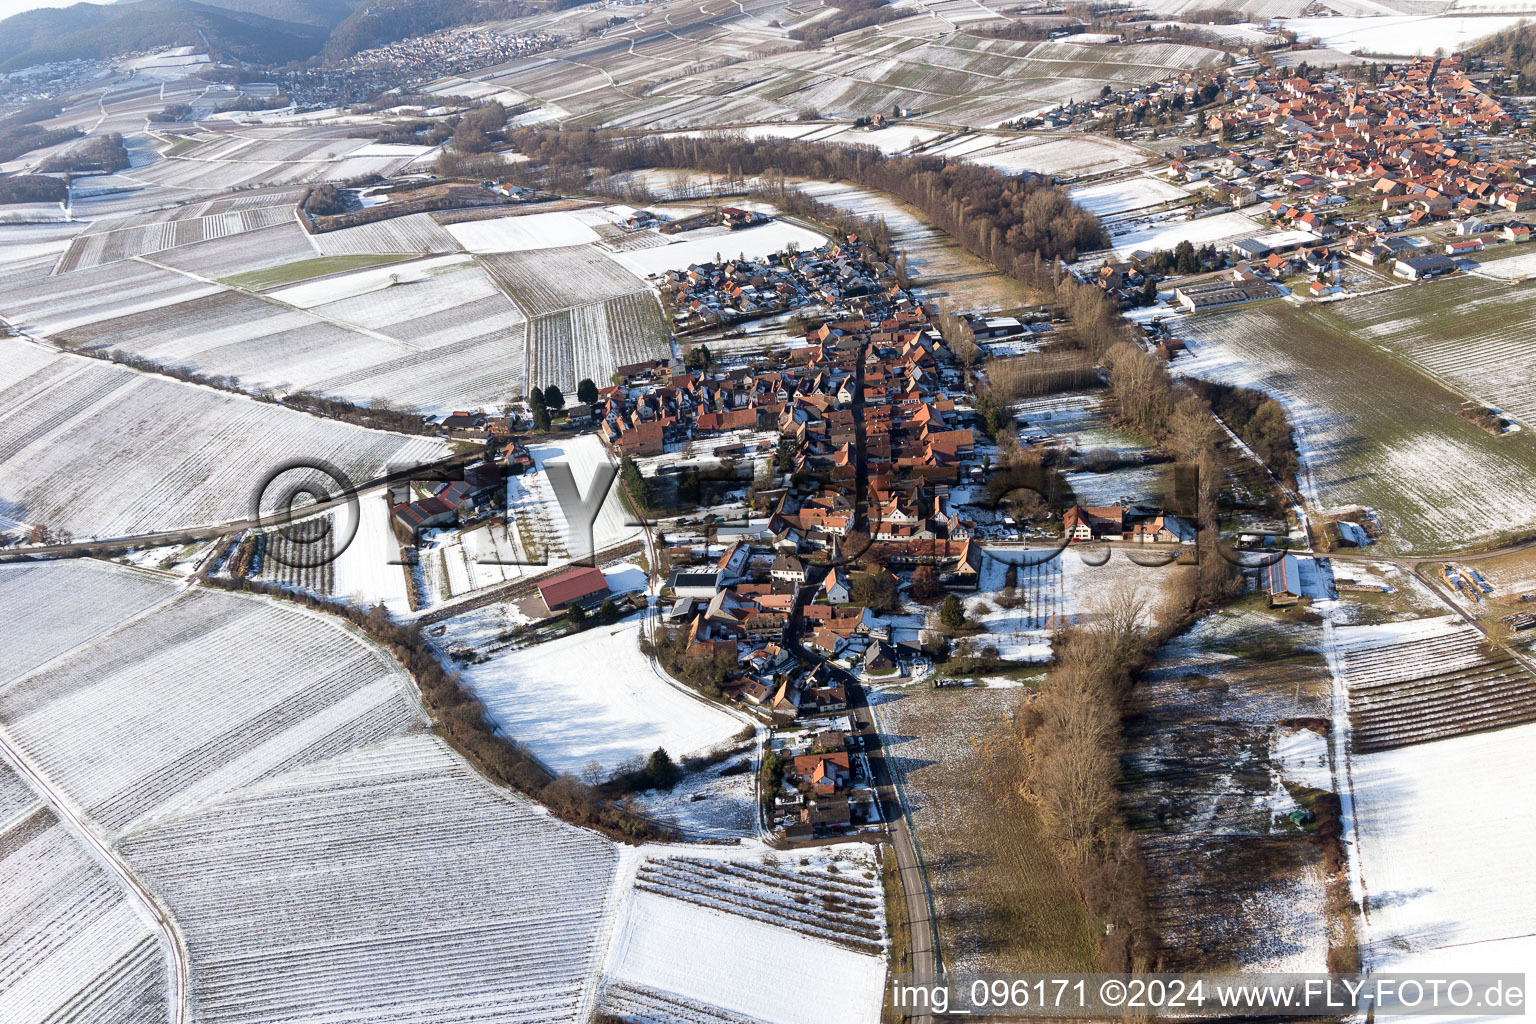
xmin=527 ymin=292 xmax=671 ymax=395
xmin=479 ymin=245 xmax=649 ymax=316
xmin=1333 ymin=617 xmax=1536 ymax=751
xmin=1328 ymin=277 xmax=1536 ymax=426
xmin=607 ymin=221 xmax=827 ymax=279
xmin=0 ymin=340 xmax=449 ymax=538
xmin=119 ymin=733 xmax=619 ymax=1024
xmin=445 ymin=210 xmax=604 ymax=252
xmin=0 ymin=560 xmax=177 ymax=686
xmin=56 ymin=205 xmax=296 ymax=272
xmin=308 ymin=213 xmax=460 ymax=257
xmin=269 ymin=255 xmax=528 ymax=356
xmin=601 ymin=886 xmax=885 ymax=1024
xmin=634 ymin=857 xmax=885 ymax=953
xmin=1069 ymin=176 xmax=1188 ymax=218
xmin=0 ymin=588 xmax=424 ymax=838
xmin=0 ymin=560 xmax=626 ymax=1024
xmin=150 ymin=222 xmax=319 ymax=280
xmin=0 ymin=803 xmax=169 ymax=1024
xmin=449 ymin=612 xmax=741 ymax=777
xmin=1176 ymin=306 xmax=1536 ymax=553
xmin=1 ymin=259 xmax=222 ymax=336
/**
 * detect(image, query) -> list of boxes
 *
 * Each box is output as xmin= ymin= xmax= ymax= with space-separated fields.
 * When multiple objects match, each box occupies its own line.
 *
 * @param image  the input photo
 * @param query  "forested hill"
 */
xmin=0 ymin=0 xmax=534 ymax=71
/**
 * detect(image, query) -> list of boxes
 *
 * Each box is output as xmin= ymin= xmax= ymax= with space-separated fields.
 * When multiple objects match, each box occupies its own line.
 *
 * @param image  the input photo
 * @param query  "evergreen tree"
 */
xmin=939 ymin=594 xmax=966 ymax=631
xmin=577 ymin=378 xmax=599 ymax=405
xmin=542 ymin=384 xmax=565 ymax=411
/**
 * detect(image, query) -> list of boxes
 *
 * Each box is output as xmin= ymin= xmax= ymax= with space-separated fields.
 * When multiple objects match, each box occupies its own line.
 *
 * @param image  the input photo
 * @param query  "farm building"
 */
xmin=1263 ymin=553 xmax=1304 ymax=607
xmin=1393 ymin=252 xmax=1457 ymax=280
xmin=1173 ymin=275 xmax=1280 ymax=313
xmin=392 ymin=496 xmax=456 ymax=543
xmin=537 ymin=564 xmax=611 ymax=612
xmin=1064 ymin=504 xmax=1126 ymax=541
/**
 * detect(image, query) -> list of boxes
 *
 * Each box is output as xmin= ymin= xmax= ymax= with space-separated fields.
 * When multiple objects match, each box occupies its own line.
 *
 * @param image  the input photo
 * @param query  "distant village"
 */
xmin=1082 ymin=57 xmax=1536 ymax=315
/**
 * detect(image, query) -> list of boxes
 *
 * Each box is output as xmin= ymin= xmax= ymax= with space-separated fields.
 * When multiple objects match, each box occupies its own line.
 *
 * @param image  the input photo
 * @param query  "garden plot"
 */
xmin=1346 ymin=714 xmax=1536 ymax=980
xmin=449 ymin=609 xmax=742 ymax=777
xmin=428 ymin=435 xmax=641 ymax=603
xmin=1326 ymin=276 xmax=1536 ymax=426
xmin=601 ymin=861 xmax=885 ymax=1024
xmin=1331 ymin=616 xmax=1536 ymax=752
xmin=1176 ymin=303 xmax=1536 ymax=554
xmin=961 ymin=548 xmax=1069 ymax=661
xmin=0 ymin=339 xmax=448 ymax=539
xmin=1069 ymin=175 xmax=1188 ymax=218
xmin=1108 ymin=210 xmax=1267 ymax=258
xmin=0 ymin=798 xmax=169 ymax=1024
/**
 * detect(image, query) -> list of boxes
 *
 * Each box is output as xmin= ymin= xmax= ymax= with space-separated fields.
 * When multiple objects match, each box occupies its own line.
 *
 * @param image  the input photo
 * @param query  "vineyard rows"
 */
xmin=0 ymin=798 xmax=168 ymax=1024
xmin=528 ymin=292 xmax=670 ymax=395
xmin=1337 ymin=619 xmax=1536 ymax=751
xmin=255 ymin=518 xmax=337 ymax=596
xmin=0 ymin=588 xmax=424 ymax=836
xmin=118 ymin=733 xmax=619 ymax=1024
xmin=601 ymin=885 xmax=886 ymax=1024
xmin=0 ymin=560 xmax=177 ymax=687
xmin=57 ymin=205 xmax=295 ymax=273
xmin=309 ymin=213 xmax=460 ymax=257
xmin=0 ymin=339 xmax=449 ymax=538
xmin=152 ymin=222 xmax=321 ymax=281
xmin=635 ymin=857 xmax=884 ymax=952
xmin=479 ymin=245 xmax=649 ymax=316
xmin=0 ymin=561 xmax=624 ymax=1024
xmin=3 ymin=258 xmax=221 ymax=337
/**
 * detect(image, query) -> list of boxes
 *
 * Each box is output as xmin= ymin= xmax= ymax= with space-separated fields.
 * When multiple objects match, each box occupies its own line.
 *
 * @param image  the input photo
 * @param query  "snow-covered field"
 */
xmin=1283 ymin=14 xmax=1527 ymax=55
xmin=0 ymin=782 xmax=169 ymax=1024
xmin=1109 ymin=210 xmax=1266 ymax=258
xmin=1347 ymin=709 xmax=1536 ymax=982
xmin=446 ymin=210 xmax=606 ymax=252
xmin=0 ymin=339 xmax=449 ymax=539
xmin=0 ymin=560 xmax=624 ymax=1024
xmin=607 ymin=220 xmax=826 ymax=279
xmin=1070 ymin=175 xmax=1188 ymax=218
xmin=601 ymin=849 xmax=886 ymax=1024
xmin=452 ymin=610 xmax=743 ymax=776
